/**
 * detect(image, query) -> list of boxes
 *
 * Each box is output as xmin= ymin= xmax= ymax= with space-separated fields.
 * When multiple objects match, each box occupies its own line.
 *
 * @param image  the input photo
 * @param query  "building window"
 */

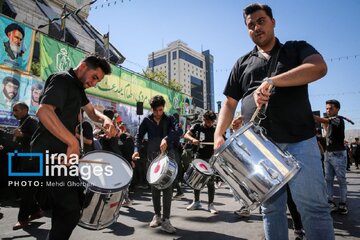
xmin=149 ymin=55 xmax=167 ymax=68
xmin=172 ymin=51 xmax=177 ymax=60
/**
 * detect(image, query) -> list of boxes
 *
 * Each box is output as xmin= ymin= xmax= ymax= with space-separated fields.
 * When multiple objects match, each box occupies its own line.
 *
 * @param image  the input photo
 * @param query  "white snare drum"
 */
xmin=184 ymin=159 xmax=214 ymax=190
xmin=78 ymin=151 xmax=133 ymax=230
xmin=146 ymin=154 xmax=178 ymax=190
xmin=210 ymin=122 xmax=300 ymax=211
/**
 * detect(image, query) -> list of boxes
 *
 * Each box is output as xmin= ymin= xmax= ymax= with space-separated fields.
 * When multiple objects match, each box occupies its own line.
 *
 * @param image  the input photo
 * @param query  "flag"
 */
xmin=60 ymin=4 xmax=67 ymax=31
xmin=39 ymin=34 xmax=86 ymax=80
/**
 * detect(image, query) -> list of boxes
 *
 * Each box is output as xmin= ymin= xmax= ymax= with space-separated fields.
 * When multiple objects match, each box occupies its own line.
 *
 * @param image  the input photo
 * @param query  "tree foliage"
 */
xmin=143 ymin=68 xmax=183 ymax=92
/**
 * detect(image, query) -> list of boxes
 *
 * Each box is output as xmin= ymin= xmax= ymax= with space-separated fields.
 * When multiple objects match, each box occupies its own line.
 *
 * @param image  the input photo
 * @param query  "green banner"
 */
xmin=86 ymin=67 xmax=189 ymax=114
xmin=40 ymin=33 xmax=86 ymax=80
xmin=39 ymin=33 xmax=191 ymax=114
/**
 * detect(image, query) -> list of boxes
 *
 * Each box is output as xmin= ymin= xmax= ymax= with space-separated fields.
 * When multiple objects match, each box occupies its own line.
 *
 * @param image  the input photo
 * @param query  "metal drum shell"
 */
xmin=78 ymin=150 xmax=133 ymax=230
xmin=210 ymin=122 xmax=300 ymax=210
xmin=184 ymin=159 xmax=214 ymax=190
xmin=146 ymin=154 xmax=178 ymax=190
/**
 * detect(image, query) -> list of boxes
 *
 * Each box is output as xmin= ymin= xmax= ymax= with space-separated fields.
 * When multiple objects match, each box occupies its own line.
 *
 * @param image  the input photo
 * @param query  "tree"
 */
xmin=143 ymin=68 xmax=183 ymax=92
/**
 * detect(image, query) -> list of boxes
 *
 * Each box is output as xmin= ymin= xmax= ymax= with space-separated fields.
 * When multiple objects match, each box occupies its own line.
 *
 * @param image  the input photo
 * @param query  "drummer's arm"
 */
xmin=83 ymin=103 xmax=116 ymax=138
xmin=214 ymin=96 xmax=238 ymax=149
xmin=184 ymin=131 xmax=198 ymax=145
xmin=37 ymin=104 xmax=79 ymax=164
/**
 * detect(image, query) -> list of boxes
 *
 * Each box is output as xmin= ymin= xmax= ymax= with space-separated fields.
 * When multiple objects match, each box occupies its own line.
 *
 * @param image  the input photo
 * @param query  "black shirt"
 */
xmin=134 ymin=113 xmax=175 ymax=156
xmin=326 ymin=116 xmax=345 ymax=152
xmin=79 ymin=121 xmax=94 ymax=154
xmin=17 ymin=114 xmax=38 ymax=152
xmin=31 ymin=69 xmax=89 ymax=154
xmin=189 ymin=123 xmax=215 ymax=160
xmin=224 ymin=39 xmax=318 ymax=143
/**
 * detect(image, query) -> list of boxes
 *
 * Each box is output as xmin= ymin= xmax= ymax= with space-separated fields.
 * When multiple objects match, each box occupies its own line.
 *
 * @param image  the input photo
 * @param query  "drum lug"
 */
xmin=259 ymin=160 xmax=279 ymax=180
xmin=240 ymin=180 xmax=260 ymax=202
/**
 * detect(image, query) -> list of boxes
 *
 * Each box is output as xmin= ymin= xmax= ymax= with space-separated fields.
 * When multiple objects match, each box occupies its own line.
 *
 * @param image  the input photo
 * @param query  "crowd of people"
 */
xmin=0 ymin=3 xmax=357 ymax=240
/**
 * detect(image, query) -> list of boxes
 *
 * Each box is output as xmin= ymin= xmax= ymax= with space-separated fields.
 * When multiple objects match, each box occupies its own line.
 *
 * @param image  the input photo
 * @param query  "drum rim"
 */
xmin=146 ymin=154 xmax=171 ymax=184
xmin=192 ymin=158 xmax=214 ymax=175
xmin=213 ymin=122 xmax=254 ymax=157
xmin=79 ymin=150 xmax=133 ymax=192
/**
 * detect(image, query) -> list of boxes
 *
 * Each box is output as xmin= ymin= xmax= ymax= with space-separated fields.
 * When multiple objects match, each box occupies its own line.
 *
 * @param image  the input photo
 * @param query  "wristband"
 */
xmin=264 ymin=77 xmax=273 ymax=85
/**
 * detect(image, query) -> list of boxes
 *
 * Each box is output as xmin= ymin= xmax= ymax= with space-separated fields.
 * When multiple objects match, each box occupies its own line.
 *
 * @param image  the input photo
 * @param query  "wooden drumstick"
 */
xmin=54 ymin=157 xmax=110 ymax=165
xmin=79 ymin=159 xmax=110 ymax=165
xmin=92 ymin=122 xmax=108 ymax=132
xmin=199 ymin=142 xmax=214 ymax=145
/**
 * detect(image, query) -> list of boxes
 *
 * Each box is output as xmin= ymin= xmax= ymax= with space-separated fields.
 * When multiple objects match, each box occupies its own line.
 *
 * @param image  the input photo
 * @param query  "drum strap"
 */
xmin=251 ymin=45 xmax=282 ymax=125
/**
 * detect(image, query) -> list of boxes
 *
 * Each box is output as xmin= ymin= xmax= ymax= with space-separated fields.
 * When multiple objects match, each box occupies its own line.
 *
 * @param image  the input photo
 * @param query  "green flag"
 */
xmin=40 ymin=34 xmax=86 ymax=80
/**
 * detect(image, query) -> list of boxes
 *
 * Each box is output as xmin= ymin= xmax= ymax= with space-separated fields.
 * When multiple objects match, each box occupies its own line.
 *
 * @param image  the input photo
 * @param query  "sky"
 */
xmin=88 ymin=0 xmax=360 ymax=130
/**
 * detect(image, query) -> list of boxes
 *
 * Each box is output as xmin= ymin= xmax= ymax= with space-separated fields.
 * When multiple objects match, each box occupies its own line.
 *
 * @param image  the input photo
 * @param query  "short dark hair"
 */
xmin=243 ymin=3 xmax=273 ymax=24
xmin=83 ymin=54 xmax=112 ymax=75
xmin=103 ymin=109 xmax=114 ymax=120
xmin=355 ymin=137 xmax=359 ymax=141
xmin=326 ymin=99 xmax=341 ymax=109
xmin=13 ymin=102 xmax=29 ymax=111
xmin=3 ymin=76 xmax=20 ymax=86
xmin=150 ymin=95 xmax=165 ymax=109
xmin=31 ymin=83 xmax=43 ymax=91
xmin=5 ymin=23 xmax=25 ymax=37
xmin=203 ymin=110 xmax=217 ymax=121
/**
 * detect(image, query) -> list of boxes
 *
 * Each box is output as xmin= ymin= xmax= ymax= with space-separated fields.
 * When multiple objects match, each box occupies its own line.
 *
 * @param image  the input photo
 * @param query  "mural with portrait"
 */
xmin=0 ymin=16 xmax=35 ymax=72
xmin=0 ymin=68 xmax=41 ymax=126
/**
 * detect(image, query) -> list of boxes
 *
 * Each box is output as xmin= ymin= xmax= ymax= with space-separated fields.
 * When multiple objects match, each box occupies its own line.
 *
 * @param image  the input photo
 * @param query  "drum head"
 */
xmin=147 ymin=155 xmax=168 ymax=184
xmin=193 ymin=159 xmax=214 ymax=175
xmin=79 ymin=150 xmax=133 ymax=191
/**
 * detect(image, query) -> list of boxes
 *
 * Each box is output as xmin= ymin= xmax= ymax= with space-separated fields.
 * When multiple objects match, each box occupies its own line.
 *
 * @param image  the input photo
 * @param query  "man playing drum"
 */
xmin=213 ymin=3 xmax=334 ymax=240
xmin=31 ymin=55 xmax=115 ymax=240
xmin=184 ymin=110 xmax=218 ymax=214
xmin=132 ymin=95 xmax=178 ymax=234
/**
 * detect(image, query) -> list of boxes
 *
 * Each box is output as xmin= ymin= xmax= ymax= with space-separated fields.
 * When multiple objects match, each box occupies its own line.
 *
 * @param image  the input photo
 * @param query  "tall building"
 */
xmin=148 ymin=40 xmax=214 ymax=110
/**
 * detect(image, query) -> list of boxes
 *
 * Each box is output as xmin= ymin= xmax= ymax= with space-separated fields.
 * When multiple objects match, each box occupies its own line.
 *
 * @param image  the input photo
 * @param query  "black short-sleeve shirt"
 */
xmin=326 ymin=116 xmax=345 ymax=152
xmin=31 ymin=68 xmax=89 ymax=154
xmin=224 ymin=39 xmax=319 ymax=143
xmin=189 ymin=123 xmax=215 ymax=160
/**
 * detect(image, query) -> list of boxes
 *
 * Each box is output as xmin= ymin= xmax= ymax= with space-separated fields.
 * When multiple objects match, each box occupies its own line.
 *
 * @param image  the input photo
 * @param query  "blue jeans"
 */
xmin=325 ymin=150 xmax=347 ymax=203
xmin=262 ymin=136 xmax=334 ymax=240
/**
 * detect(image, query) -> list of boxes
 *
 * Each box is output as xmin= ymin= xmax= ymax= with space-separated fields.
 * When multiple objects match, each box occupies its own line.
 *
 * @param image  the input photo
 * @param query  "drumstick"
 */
xmin=79 ymin=159 xmax=110 ymax=165
xmin=199 ymin=142 xmax=214 ymax=145
xmin=92 ymin=122 xmax=108 ymax=132
xmin=53 ymin=157 xmax=110 ymax=165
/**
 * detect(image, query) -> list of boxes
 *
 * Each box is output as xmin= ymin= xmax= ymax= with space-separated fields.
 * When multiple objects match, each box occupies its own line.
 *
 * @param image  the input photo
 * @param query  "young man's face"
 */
xmin=245 ymin=9 xmax=275 ymax=49
xmin=152 ymin=106 xmax=164 ymax=121
xmin=31 ymin=88 xmax=41 ymax=103
xmin=79 ymin=64 xmax=105 ymax=89
xmin=3 ymin=82 xmax=19 ymax=100
xmin=203 ymin=117 xmax=214 ymax=128
xmin=326 ymin=103 xmax=339 ymax=117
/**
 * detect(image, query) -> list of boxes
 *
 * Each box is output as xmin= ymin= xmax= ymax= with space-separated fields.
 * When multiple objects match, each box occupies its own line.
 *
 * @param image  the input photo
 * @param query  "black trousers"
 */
xmin=151 ymin=185 xmax=173 ymax=219
xmin=47 ymin=176 xmax=82 ymax=240
xmin=194 ymin=176 xmax=215 ymax=204
xmin=17 ymin=158 xmax=41 ymax=221
xmin=287 ymin=185 xmax=303 ymax=231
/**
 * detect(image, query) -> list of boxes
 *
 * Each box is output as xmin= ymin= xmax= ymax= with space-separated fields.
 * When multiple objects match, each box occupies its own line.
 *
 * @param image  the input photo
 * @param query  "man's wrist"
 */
xmin=264 ymin=77 xmax=274 ymax=86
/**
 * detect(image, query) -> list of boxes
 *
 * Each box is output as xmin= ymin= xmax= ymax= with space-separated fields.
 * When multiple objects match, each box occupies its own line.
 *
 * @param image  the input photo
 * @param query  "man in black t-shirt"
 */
xmin=315 ymin=99 xmax=348 ymax=215
xmin=31 ymin=55 xmax=115 ymax=240
xmin=214 ymin=4 xmax=334 ymax=240
xmin=184 ymin=110 xmax=218 ymax=214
